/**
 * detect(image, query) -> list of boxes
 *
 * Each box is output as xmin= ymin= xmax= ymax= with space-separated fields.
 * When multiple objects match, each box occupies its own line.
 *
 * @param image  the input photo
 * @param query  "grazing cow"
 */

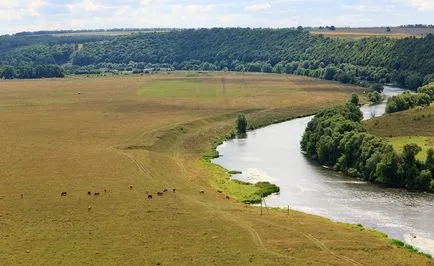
xmin=163 ymin=189 xmax=168 ymax=193
xmin=148 ymin=195 xmax=153 ymax=199
xmin=226 ymin=196 xmax=230 ymax=199
xmin=157 ymin=192 xmax=163 ymax=196
xmin=217 ymin=190 xmax=222 ymax=193
xmin=87 ymin=191 xmax=91 ymax=196
xmin=172 ymin=189 xmax=176 ymax=193
xmin=61 ymin=192 xmax=67 ymax=196
xmin=129 ymin=185 xmax=133 ymax=190
xmin=200 ymin=190 xmax=205 ymax=194
xmin=94 ymin=192 xmax=100 ymax=196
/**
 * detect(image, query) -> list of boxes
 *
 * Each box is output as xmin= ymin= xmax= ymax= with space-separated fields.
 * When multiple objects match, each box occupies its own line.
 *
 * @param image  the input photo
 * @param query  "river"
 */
xmin=212 ymin=86 xmax=434 ymax=255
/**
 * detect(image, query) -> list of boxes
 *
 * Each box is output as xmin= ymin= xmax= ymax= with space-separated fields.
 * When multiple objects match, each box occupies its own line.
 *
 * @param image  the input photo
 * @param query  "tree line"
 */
xmin=0 ymin=28 xmax=432 ymax=87
xmin=386 ymin=82 xmax=434 ymax=113
xmin=301 ymin=95 xmax=434 ymax=191
xmin=0 ymin=65 xmax=64 ymax=79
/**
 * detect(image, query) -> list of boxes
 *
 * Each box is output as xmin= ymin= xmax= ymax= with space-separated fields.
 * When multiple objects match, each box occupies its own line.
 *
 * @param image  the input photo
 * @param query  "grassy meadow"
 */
xmin=310 ymin=31 xmax=411 ymax=39
xmin=309 ymin=27 xmax=434 ymax=39
xmin=364 ymin=105 xmax=434 ymax=161
xmin=0 ymin=72 xmax=432 ymax=265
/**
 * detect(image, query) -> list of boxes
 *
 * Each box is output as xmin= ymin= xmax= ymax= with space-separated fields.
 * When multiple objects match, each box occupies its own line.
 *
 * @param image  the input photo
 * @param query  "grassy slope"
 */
xmin=309 ymin=27 xmax=434 ymax=39
xmin=364 ymin=105 xmax=434 ymax=161
xmin=0 ymin=72 xmax=431 ymax=265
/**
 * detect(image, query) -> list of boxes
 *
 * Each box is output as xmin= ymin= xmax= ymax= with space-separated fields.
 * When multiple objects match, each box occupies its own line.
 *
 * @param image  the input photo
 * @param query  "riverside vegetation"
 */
xmin=301 ymin=94 xmax=434 ymax=191
xmin=386 ymin=82 xmax=434 ymax=113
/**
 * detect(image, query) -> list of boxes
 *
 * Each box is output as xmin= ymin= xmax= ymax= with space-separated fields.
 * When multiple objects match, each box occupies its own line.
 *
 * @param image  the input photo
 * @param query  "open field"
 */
xmin=310 ymin=31 xmax=411 ymax=39
xmin=364 ymin=105 xmax=434 ymax=161
xmin=0 ymin=72 xmax=431 ymax=265
xmin=310 ymin=27 xmax=434 ymax=39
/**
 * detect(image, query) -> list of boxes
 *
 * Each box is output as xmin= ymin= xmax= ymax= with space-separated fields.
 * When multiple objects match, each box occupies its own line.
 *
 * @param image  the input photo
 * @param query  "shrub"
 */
xmin=236 ymin=113 xmax=247 ymax=135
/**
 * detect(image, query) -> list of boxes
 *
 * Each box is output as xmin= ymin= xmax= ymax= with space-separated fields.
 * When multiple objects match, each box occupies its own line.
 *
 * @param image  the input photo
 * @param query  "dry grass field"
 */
xmin=310 ymin=27 xmax=434 ymax=39
xmin=0 ymin=72 xmax=431 ymax=265
xmin=310 ymin=31 xmax=411 ymax=39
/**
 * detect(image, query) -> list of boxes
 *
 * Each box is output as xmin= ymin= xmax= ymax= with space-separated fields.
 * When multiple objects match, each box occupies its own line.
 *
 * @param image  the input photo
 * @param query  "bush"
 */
xmin=236 ymin=113 xmax=247 ymax=135
xmin=368 ymin=91 xmax=382 ymax=103
xmin=254 ymin=182 xmax=280 ymax=197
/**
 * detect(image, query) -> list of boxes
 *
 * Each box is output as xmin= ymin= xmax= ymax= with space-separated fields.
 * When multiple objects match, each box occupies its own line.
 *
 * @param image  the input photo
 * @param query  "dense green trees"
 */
xmin=301 ymin=97 xmax=433 ymax=191
xmin=0 ymin=28 xmax=432 ymax=86
xmin=386 ymin=91 xmax=432 ymax=113
xmin=418 ymin=82 xmax=434 ymax=100
xmin=368 ymin=91 xmax=382 ymax=103
xmin=0 ymin=65 xmax=64 ymax=79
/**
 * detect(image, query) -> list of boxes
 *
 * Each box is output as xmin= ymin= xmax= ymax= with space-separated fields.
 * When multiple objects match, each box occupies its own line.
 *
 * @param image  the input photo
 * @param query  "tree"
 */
xmin=415 ymin=170 xmax=432 ymax=190
xmin=350 ymin=94 xmax=359 ymax=106
xmin=426 ymin=148 xmax=434 ymax=173
xmin=236 ymin=113 xmax=247 ymax=135
xmin=368 ymin=91 xmax=382 ymax=103
xmin=370 ymin=83 xmax=384 ymax=93
xmin=297 ymin=26 xmax=304 ymax=31
xmin=386 ymin=27 xmax=391 ymax=32
xmin=1 ymin=66 xmax=15 ymax=79
xmin=401 ymin=143 xmax=422 ymax=188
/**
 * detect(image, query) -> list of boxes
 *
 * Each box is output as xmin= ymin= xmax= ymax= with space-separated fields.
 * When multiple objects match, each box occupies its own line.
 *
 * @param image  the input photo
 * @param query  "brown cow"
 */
xmin=172 ymin=189 xmax=176 ymax=193
xmin=148 ymin=195 xmax=153 ymax=199
xmin=94 ymin=192 xmax=100 ymax=196
xmin=163 ymin=189 xmax=168 ymax=193
xmin=61 ymin=192 xmax=67 ymax=196
xmin=157 ymin=192 xmax=163 ymax=196
xmin=200 ymin=190 xmax=205 ymax=194
xmin=87 ymin=191 xmax=91 ymax=196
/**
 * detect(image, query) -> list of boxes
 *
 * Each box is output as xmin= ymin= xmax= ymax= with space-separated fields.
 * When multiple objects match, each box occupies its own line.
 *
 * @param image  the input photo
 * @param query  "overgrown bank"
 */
xmin=301 ymin=95 xmax=434 ymax=191
xmin=203 ymin=107 xmax=323 ymax=204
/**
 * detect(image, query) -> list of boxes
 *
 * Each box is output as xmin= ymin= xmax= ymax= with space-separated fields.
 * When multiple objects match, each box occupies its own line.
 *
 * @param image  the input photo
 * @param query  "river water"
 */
xmin=213 ymin=86 xmax=434 ymax=255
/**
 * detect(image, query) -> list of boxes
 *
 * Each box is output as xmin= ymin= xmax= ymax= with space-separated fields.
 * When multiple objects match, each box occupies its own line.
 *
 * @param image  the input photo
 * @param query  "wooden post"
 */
xmin=287 ymin=205 xmax=290 ymax=215
xmin=260 ymin=193 xmax=263 ymax=216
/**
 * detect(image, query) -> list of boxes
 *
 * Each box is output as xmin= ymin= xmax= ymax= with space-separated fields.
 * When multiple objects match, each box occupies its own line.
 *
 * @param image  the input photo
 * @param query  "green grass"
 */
xmin=228 ymin=170 xmax=242 ymax=174
xmin=390 ymin=239 xmax=433 ymax=259
xmin=388 ymin=136 xmax=433 ymax=161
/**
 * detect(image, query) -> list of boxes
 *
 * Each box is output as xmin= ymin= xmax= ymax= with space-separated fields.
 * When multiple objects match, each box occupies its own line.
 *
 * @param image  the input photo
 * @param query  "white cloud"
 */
xmin=246 ymin=3 xmax=271 ymax=11
xmin=170 ymin=4 xmax=215 ymax=13
xmin=0 ymin=0 xmax=46 ymax=20
xmin=67 ymin=0 xmax=100 ymax=12
xmin=408 ymin=0 xmax=434 ymax=11
xmin=141 ymin=0 xmax=152 ymax=7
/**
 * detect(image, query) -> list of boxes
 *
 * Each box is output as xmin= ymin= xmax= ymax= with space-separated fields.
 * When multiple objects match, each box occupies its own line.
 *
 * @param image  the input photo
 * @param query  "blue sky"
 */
xmin=0 ymin=0 xmax=433 ymax=34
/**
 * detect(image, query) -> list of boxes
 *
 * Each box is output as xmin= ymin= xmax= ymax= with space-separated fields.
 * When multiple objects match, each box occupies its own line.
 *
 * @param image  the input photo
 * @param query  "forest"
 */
xmin=301 ymin=95 xmax=434 ymax=191
xmin=0 ymin=28 xmax=433 ymax=88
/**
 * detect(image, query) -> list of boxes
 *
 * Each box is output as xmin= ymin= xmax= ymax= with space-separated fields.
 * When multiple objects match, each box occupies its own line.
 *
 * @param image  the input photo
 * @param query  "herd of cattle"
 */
xmin=56 ymin=186 xmax=230 ymax=200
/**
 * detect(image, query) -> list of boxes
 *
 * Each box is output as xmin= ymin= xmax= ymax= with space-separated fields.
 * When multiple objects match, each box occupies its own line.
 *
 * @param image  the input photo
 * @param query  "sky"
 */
xmin=0 ymin=0 xmax=433 ymax=34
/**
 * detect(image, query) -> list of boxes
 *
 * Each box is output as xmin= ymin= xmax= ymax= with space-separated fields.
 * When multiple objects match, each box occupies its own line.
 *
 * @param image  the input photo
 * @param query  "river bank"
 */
xmin=212 ymin=86 xmax=434 ymax=256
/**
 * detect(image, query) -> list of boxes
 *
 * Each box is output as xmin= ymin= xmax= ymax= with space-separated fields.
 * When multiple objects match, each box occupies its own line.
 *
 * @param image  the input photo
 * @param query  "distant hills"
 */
xmin=0 ymin=28 xmax=432 ymax=90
